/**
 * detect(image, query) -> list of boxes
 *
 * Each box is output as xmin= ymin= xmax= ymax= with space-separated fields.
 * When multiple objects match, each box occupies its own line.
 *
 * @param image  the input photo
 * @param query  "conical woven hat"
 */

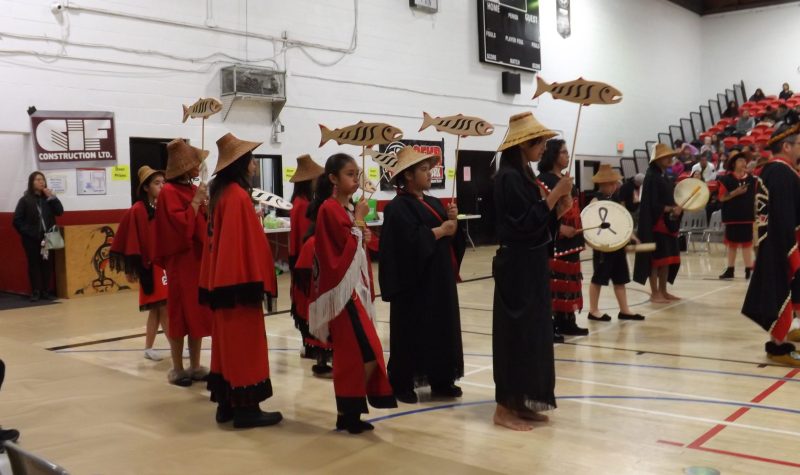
xmin=165 ymin=139 xmax=209 ymax=180
xmin=591 ymin=164 xmax=623 ymax=184
xmin=136 ymin=165 xmax=165 ymax=194
xmin=290 ymin=154 xmax=325 ymax=183
xmin=214 ymin=133 xmax=262 ymax=175
xmin=389 ymin=146 xmax=438 ymax=183
xmin=497 ymin=112 xmax=557 ymax=151
xmin=650 ymin=143 xmax=678 ymax=163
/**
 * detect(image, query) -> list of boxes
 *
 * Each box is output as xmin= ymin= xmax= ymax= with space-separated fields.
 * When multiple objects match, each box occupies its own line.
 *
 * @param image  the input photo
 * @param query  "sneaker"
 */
xmin=167 ymin=369 xmax=192 ymax=387
xmin=190 ymin=366 xmax=210 ymax=381
xmin=144 ymin=348 xmax=163 ymax=361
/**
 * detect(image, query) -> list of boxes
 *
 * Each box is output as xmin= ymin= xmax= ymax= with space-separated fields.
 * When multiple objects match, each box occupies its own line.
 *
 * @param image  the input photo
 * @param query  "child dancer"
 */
xmin=199 ymin=133 xmax=282 ymax=428
xmin=110 ymin=166 xmax=169 ymax=361
xmin=307 ymin=153 xmax=396 ymax=434
xmin=717 ymin=151 xmax=756 ymax=280
xmin=586 ymin=165 xmax=646 ymax=322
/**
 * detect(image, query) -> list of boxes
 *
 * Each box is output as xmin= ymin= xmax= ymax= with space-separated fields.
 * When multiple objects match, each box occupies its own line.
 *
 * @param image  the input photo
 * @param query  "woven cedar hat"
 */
xmin=497 ymin=112 xmax=558 ymax=151
xmin=165 ymin=139 xmax=209 ymax=180
xmin=591 ymin=164 xmax=623 ymax=184
xmin=214 ymin=133 xmax=262 ymax=175
xmin=724 ymin=150 xmax=744 ymax=171
xmin=388 ymin=146 xmax=438 ymax=183
xmin=650 ymin=143 xmax=679 ymax=163
xmin=290 ymin=154 xmax=325 ymax=183
xmin=136 ymin=166 xmax=164 ymax=194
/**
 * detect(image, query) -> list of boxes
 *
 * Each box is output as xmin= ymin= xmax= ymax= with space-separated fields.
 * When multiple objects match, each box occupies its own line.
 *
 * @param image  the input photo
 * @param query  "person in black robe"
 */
xmin=716 ymin=151 xmax=756 ymax=280
xmin=537 ymin=139 xmax=588 ymax=338
xmin=492 ymin=112 xmax=573 ymax=431
xmin=742 ymin=118 xmax=800 ymax=366
xmin=633 ymin=144 xmax=684 ymax=303
xmin=379 ymin=147 xmax=466 ymax=404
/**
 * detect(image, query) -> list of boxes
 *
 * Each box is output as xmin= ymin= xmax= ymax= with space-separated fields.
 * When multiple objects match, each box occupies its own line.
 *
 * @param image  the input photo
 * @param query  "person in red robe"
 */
xmin=288 ymin=154 xmax=326 ymax=365
xmin=198 ymin=133 xmax=282 ymax=428
xmin=307 ymin=153 xmax=396 ymax=434
xmin=110 ymin=166 xmax=169 ymax=362
xmin=294 ymin=235 xmax=333 ymax=376
xmin=152 ymin=139 xmax=212 ymax=387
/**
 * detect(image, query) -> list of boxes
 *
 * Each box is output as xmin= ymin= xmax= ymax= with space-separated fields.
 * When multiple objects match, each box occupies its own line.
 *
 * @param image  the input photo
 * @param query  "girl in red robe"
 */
xmin=199 ymin=133 xmax=282 ymax=428
xmin=294 ymin=236 xmax=333 ymax=376
xmin=110 ymin=166 xmax=169 ymax=362
xmin=308 ymin=153 xmax=396 ymax=434
xmin=152 ymin=139 xmax=213 ymax=387
xmin=288 ymin=154 xmax=326 ymax=364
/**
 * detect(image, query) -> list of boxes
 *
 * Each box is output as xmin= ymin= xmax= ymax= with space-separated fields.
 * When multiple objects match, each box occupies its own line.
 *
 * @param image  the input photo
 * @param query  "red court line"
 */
xmin=694 ymin=446 xmax=800 ymax=469
xmin=657 ymin=440 xmax=685 ymax=447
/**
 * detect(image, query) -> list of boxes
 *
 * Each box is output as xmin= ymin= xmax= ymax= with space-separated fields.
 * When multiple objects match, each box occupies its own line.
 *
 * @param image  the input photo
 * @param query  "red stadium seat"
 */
xmin=723 ymin=136 xmax=739 ymax=147
xmin=699 ymin=132 xmax=711 ymax=141
xmin=738 ymin=135 xmax=755 ymax=146
xmin=708 ymin=125 xmax=724 ymax=135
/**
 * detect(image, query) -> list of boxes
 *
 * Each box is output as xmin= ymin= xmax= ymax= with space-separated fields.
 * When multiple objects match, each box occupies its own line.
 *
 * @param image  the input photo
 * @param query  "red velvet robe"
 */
xmin=200 ymin=183 xmax=277 ymax=407
xmin=152 ymin=182 xmax=212 ymax=339
xmin=110 ymin=201 xmax=168 ymax=310
xmin=289 ymin=195 xmax=311 ymax=266
xmin=292 ymin=236 xmax=331 ymax=350
xmin=309 ymin=198 xmax=396 ymax=414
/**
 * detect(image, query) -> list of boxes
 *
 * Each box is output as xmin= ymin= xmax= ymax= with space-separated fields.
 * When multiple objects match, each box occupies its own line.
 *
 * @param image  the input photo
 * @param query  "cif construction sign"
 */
xmin=31 ymin=111 xmax=117 ymax=162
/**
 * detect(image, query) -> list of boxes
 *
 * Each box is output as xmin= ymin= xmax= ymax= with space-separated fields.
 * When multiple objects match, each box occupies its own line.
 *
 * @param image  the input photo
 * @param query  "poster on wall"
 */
xmin=30 ymin=111 xmax=117 ymax=163
xmin=556 ymin=0 xmax=571 ymax=38
xmin=77 ymin=168 xmax=107 ymax=195
xmin=379 ymin=139 xmax=446 ymax=191
xmin=477 ymin=0 xmax=542 ymax=72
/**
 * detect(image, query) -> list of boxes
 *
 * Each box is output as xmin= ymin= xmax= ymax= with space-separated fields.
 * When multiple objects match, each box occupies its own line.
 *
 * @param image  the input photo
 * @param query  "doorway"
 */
xmin=456 ymin=150 xmax=497 ymax=246
xmin=129 ymin=137 xmax=171 ymax=204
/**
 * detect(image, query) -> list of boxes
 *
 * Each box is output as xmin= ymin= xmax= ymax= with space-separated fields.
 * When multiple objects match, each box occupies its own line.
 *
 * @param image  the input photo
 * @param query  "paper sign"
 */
xmin=463 ymin=166 xmax=472 ymax=182
xmin=284 ymin=167 xmax=296 ymax=181
xmin=77 ymin=168 xmax=107 ymax=195
xmin=111 ymin=165 xmax=130 ymax=181
xmin=368 ymin=167 xmax=379 ymax=180
xmin=47 ymin=175 xmax=67 ymax=193
xmin=446 ymin=168 xmax=456 ymax=179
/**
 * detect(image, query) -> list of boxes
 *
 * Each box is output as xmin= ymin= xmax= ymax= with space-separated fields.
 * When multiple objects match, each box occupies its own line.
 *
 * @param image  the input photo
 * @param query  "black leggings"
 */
xmin=21 ymin=238 xmax=52 ymax=294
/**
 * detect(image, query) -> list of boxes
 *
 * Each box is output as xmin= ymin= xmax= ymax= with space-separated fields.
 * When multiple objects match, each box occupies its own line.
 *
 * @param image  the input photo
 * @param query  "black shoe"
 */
xmin=216 ymin=404 xmax=233 ymax=423
xmin=232 ymin=406 xmax=282 ymax=428
xmin=618 ymin=312 xmax=645 ymax=321
xmin=311 ymin=363 xmax=333 ymax=377
xmin=336 ymin=413 xmax=374 ymax=434
xmin=301 ymin=345 xmax=317 ymax=360
xmin=431 ymin=384 xmax=463 ymax=398
xmin=745 ymin=267 xmax=753 ymax=280
xmin=394 ymin=389 xmax=418 ymax=404
xmin=40 ymin=291 xmax=55 ymax=301
xmin=560 ymin=313 xmax=589 ymax=336
xmin=29 ymin=291 xmax=40 ymax=302
xmin=588 ymin=313 xmax=612 ymax=322
xmin=718 ymin=267 xmax=734 ymax=280
xmin=0 ymin=428 xmax=20 ymax=443
xmin=553 ymin=330 xmax=565 ymax=343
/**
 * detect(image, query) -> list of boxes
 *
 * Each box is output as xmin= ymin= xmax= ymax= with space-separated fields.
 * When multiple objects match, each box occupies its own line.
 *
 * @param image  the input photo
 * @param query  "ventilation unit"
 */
xmin=220 ymin=65 xmax=286 ymax=122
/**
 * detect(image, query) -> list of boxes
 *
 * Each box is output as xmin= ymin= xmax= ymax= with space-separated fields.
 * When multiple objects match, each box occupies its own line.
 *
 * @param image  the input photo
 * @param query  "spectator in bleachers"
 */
xmin=749 ymin=88 xmax=766 ymax=102
xmin=618 ymin=173 xmax=644 ymax=224
xmin=735 ymin=109 xmax=755 ymax=136
xmin=700 ymin=136 xmax=716 ymax=154
xmin=722 ymin=100 xmax=739 ymax=119
xmin=778 ymin=82 xmax=793 ymax=100
xmin=690 ymin=152 xmax=717 ymax=182
xmin=775 ymin=103 xmax=790 ymax=123
xmin=710 ymin=134 xmax=720 ymax=152
xmin=677 ymin=143 xmax=697 ymax=167
xmin=668 ymin=155 xmax=684 ymax=179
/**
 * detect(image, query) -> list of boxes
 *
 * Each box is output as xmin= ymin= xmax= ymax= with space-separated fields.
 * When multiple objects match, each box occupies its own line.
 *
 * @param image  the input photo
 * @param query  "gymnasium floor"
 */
xmin=1 ymin=245 xmax=797 ymax=474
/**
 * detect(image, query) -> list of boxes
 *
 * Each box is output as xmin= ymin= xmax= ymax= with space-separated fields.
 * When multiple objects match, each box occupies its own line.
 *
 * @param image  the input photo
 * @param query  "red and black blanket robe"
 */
xmin=152 ymin=181 xmax=212 ymax=339
xmin=742 ymin=156 xmax=800 ymax=342
xmin=378 ymin=190 xmax=465 ymax=391
xmin=199 ymin=183 xmax=278 ymax=408
xmin=289 ymin=195 xmax=311 ymax=269
xmin=109 ymin=201 xmax=167 ymax=310
xmin=634 ymin=164 xmax=681 ymax=285
xmin=309 ymin=198 xmax=396 ymax=414
xmin=718 ymin=172 xmax=756 ymax=248
xmin=537 ymin=172 xmax=585 ymax=313
xmin=292 ymin=236 xmax=331 ymax=351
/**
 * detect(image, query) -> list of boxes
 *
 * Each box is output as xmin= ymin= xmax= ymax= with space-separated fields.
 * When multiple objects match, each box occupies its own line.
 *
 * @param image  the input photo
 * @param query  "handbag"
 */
xmin=44 ymin=225 xmax=64 ymax=250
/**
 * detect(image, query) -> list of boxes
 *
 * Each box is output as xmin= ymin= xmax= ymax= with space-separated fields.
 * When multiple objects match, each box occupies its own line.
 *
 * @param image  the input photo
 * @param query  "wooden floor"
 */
xmin=1 ymin=245 xmax=798 ymax=474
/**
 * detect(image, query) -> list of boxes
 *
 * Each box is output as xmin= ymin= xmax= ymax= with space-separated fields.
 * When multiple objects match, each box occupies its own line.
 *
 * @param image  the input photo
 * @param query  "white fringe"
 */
xmin=308 ymin=227 xmax=375 ymax=341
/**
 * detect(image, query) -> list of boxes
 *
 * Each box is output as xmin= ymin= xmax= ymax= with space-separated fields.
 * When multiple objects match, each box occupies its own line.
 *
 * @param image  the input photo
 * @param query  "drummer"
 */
xmin=633 ymin=144 xmax=684 ymax=304
xmin=586 ymin=165 xmax=646 ymax=322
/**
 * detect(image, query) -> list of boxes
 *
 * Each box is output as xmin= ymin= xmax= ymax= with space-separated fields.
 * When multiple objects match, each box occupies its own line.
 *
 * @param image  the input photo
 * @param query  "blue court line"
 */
xmin=365 ymin=395 xmax=800 ymax=424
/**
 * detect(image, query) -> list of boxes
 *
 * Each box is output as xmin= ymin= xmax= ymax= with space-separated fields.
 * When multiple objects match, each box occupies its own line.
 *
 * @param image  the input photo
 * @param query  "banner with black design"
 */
xmin=31 ymin=111 xmax=117 ymax=163
xmin=379 ymin=139 xmax=446 ymax=191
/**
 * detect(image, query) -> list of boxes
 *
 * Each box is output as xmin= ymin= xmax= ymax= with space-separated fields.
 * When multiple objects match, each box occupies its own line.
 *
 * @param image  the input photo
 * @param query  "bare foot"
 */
xmin=665 ymin=293 xmax=681 ymax=301
xmin=514 ymin=407 xmax=549 ymax=422
xmin=649 ymin=293 xmax=670 ymax=304
xmin=493 ymin=405 xmax=533 ymax=431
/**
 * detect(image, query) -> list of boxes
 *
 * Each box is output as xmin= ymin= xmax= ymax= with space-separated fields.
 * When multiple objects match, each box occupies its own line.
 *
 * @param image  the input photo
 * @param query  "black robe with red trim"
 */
xmin=379 ymin=191 xmax=466 ymax=391
xmin=742 ymin=157 xmax=800 ymax=341
xmin=633 ymin=164 xmax=680 ymax=285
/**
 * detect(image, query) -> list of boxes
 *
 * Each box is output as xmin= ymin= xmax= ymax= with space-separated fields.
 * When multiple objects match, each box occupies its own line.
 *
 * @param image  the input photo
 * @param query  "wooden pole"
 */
xmin=566 ymin=104 xmax=583 ymax=176
xmin=450 ymin=135 xmax=461 ymax=205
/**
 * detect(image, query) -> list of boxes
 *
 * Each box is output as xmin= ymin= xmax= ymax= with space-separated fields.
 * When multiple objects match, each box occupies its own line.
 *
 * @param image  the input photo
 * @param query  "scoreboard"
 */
xmin=478 ymin=0 xmax=541 ymax=72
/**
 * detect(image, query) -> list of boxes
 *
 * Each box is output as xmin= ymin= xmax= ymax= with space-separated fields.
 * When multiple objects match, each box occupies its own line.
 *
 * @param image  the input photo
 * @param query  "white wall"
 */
xmin=701 ymin=2 xmax=800 ymax=101
xmin=0 ymin=0 xmax=705 ymax=212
